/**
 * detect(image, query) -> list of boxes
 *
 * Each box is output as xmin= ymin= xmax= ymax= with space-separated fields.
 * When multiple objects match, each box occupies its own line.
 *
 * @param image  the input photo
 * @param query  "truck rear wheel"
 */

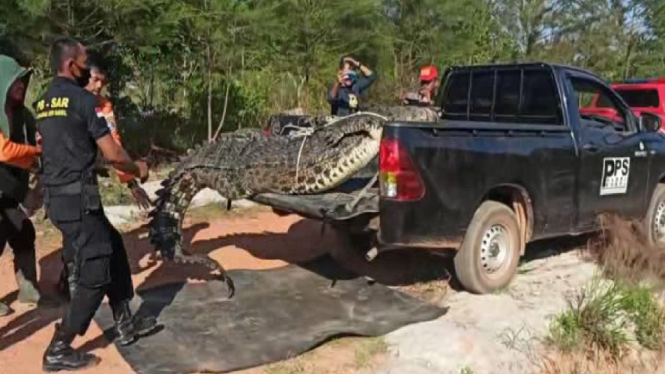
xmin=454 ymin=200 xmax=522 ymax=294
xmin=645 ymin=184 xmax=665 ymax=246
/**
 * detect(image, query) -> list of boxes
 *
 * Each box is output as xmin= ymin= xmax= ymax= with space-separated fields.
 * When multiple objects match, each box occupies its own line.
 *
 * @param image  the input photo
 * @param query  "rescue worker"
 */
xmin=55 ymin=57 xmax=153 ymax=302
xmin=401 ymin=65 xmax=440 ymax=106
xmin=327 ymin=56 xmax=377 ymax=116
xmin=0 ymin=54 xmax=51 ymax=315
xmin=36 ymin=36 xmax=159 ymax=372
xmin=86 ymin=57 xmax=151 ymax=210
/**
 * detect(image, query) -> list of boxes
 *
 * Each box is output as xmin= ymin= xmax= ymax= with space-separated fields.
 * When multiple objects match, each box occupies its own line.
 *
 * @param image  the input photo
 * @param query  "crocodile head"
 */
xmin=282 ymin=113 xmax=385 ymax=194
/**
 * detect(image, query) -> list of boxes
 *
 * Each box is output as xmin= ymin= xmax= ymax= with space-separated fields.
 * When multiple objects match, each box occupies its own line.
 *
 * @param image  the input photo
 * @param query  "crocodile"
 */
xmin=147 ymin=106 xmax=438 ymax=295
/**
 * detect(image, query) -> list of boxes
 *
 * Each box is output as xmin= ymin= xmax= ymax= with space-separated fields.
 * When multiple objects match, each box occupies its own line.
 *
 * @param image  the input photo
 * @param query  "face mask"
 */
xmin=70 ymin=60 xmax=91 ymax=87
xmin=75 ymin=66 xmax=91 ymax=88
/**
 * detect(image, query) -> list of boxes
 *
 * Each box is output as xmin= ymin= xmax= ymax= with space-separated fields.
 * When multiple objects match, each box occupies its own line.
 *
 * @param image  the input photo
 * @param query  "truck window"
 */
xmin=442 ymin=71 xmax=470 ymax=120
xmin=442 ymin=67 xmax=563 ymax=125
xmin=572 ymin=77 xmax=631 ymax=133
xmin=597 ymin=88 xmax=660 ymax=108
xmin=494 ymin=70 xmax=521 ymax=122
xmin=470 ymin=71 xmax=494 ymax=121
xmin=521 ymin=70 xmax=562 ymax=125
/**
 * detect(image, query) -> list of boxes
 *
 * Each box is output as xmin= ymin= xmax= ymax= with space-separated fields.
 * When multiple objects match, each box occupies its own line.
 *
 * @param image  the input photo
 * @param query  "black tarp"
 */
xmin=93 ymin=256 xmax=447 ymax=374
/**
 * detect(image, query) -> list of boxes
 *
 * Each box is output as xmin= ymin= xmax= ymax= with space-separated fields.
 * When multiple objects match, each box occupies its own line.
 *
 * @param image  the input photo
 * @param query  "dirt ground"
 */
xmin=0 ymin=205 xmax=446 ymax=374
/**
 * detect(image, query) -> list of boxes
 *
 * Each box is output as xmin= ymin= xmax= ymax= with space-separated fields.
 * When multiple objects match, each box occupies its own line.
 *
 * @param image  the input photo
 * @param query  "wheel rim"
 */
xmin=653 ymin=200 xmax=665 ymax=243
xmin=480 ymin=224 xmax=512 ymax=276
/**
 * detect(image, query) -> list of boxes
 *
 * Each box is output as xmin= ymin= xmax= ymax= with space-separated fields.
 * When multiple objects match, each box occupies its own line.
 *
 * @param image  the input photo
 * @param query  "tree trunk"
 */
xmin=205 ymin=0 xmax=212 ymax=142
xmin=212 ymin=82 xmax=231 ymax=141
xmin=622 ymin=38 xmax=635 ymax=80
xmin=207 ymin=43 xmax=213 ymax=142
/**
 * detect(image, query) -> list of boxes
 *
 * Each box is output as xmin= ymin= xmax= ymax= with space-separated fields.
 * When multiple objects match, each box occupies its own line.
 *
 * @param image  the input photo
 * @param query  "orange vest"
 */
xmin=97 ymin=95 xmax=133 ymax=183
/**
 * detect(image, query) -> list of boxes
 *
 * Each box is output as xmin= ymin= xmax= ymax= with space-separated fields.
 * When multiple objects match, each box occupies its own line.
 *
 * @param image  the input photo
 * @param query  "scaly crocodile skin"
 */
xmin=147 ymin=106 xmax=438 ymax=294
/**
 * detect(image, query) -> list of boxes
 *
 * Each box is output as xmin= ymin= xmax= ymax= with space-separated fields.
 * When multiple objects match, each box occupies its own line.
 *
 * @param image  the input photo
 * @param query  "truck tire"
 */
xmin=454 ymin=200 xmax=522 ymax=294
xmin=645 ymin=184 xmax=665 ymax=246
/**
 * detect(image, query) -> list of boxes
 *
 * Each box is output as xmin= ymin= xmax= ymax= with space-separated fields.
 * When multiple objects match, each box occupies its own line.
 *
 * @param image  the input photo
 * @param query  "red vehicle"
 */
xmin=580 ymin=78 xmax=665 ymax=131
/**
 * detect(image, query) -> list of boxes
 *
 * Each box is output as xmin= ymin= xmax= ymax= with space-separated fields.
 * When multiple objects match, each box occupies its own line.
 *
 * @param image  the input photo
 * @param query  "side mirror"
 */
xmin=640 ymin=112 xmax=663 ymax=133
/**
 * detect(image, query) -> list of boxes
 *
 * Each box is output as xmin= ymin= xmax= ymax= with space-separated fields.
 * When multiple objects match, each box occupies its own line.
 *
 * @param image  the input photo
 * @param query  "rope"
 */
xmin=295 ymin=134 xmax=308 ymax=184
xmin=346 ymin=172 xmax=378 ymax=212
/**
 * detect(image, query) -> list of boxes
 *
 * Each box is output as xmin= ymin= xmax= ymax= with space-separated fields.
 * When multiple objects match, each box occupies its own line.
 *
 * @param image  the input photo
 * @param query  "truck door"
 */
xmin=568 ymin=75 xmax=651 ymax=229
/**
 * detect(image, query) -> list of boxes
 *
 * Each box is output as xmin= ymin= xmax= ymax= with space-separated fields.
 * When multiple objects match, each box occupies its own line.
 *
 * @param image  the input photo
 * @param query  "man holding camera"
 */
xmin=327 ymin=56 xmax=376 ymax=116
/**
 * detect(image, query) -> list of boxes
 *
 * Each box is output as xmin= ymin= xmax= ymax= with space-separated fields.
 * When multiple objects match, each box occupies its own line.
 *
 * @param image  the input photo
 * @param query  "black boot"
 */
xmin=112 ymin=301 xmax=159 ymax=346
xmin=42 ymin=323 xmax=100 ymax=372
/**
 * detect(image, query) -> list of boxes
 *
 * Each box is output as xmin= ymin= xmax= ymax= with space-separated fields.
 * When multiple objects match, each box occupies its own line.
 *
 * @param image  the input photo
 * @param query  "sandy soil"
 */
xmin=0 ymin=207 xmax=443 ymax=374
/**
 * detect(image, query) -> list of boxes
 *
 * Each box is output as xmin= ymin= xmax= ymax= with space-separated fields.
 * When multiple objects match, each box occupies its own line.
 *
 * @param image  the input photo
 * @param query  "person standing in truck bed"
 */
xmin=401 ymin=65 xmax=440 ymax=107
xmin=327 ymin=56 xmax=377 ymax=116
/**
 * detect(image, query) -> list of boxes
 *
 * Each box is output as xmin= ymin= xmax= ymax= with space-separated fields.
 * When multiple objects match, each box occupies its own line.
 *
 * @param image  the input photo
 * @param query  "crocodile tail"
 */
xmin=147 ymin=168 xmax=235 ymax=296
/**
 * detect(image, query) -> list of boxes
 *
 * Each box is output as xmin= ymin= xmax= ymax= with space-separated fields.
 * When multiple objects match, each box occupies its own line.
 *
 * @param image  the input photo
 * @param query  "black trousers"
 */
xmin=0 ymin=198 xmax=37 ymax=279
xmin=49 ymin=197 xmax=134 ymax=336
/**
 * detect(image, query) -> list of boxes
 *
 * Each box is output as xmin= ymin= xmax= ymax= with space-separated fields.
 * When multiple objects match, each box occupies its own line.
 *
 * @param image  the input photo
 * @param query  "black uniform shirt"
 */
xmin=34 ymin=77 xmax=110 ymax=187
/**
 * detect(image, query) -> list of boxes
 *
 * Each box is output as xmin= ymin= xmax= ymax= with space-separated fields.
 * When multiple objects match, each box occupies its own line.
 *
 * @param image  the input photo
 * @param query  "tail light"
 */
xmin=379 ymin=137 xmax=425 ymax=201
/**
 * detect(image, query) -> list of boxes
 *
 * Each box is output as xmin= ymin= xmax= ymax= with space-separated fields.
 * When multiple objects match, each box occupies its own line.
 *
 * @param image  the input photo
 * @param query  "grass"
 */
xmin=546 ymin=277 xmax=630 ymax=356
xmin=100 ymin=176 xmax=134 ymax=206
xmin=353 ymin=337 xmax=389 ymax=369
xmin=542 ymin=278 xmax=665 ymax=373
xmin=540 ymin=214 xmax=665 ymax=374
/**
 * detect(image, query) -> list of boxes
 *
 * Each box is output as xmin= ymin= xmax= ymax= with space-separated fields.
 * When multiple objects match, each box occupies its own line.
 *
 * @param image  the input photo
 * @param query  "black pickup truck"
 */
xmin=251 ymin=62 xmax=665 ymax=294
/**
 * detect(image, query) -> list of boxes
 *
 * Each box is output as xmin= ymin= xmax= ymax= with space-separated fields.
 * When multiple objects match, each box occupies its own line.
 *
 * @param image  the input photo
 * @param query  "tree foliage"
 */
xmin=1 ymin=0 xmax=664 ymax=154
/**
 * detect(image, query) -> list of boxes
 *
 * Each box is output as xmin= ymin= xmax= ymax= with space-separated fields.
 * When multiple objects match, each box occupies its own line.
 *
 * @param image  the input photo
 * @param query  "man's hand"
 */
xmin=128 ymin=181 xmax=152 ymax=210
xmin=96 ymin=134 xmax=147 ymax=180
xmin=136 ymin=160 xmax=149 ymax=183
xmin=343 ymin=57 xmax=360 ymax=67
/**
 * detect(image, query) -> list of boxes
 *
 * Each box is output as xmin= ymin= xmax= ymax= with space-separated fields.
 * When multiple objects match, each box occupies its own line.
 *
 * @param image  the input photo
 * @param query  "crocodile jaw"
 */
xmin=302 ymin=136 xmax=379 ymax=193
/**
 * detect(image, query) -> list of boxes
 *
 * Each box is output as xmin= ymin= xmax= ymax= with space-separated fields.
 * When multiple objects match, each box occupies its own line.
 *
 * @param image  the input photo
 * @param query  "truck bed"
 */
xmin=249 ymin=158 xmax=379 ymax=222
